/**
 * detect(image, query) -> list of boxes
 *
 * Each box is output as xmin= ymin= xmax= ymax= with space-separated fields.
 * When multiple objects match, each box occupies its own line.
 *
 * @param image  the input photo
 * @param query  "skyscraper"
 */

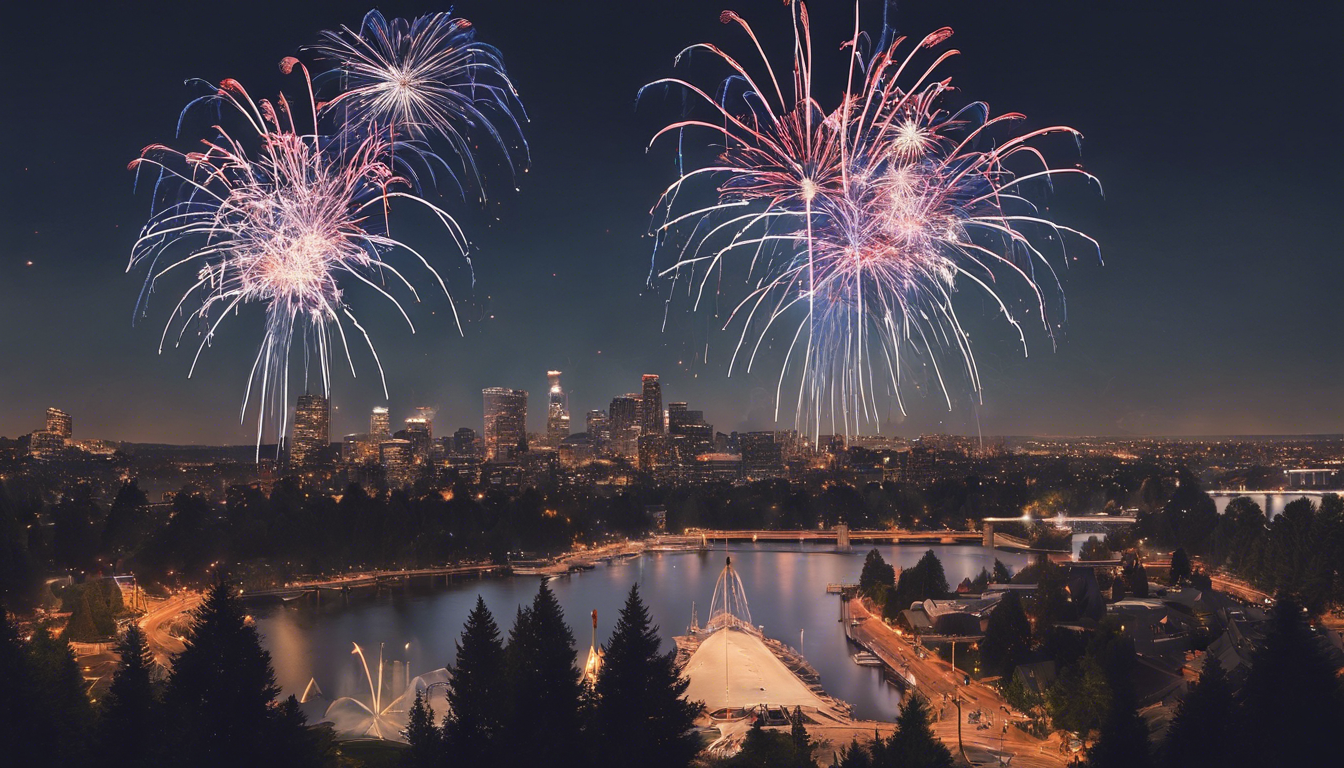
xmin=45 ymin=407 xmax=72 ymax=440
xmin=641 ymin=374 xmax=664 ymax=436
xmin=379 ymin=439 xmax=414 ymax=487
xmin=291 ymin=394 xmax=330 ymax=468
xmin=609 ymin=394 xmax=642 ymax=456
xmin=452 ymin=427 xmax=479 ymax=457
xmin=370 ymin=406 xmax=390 ymax=441
xmin=586 ymin=409 xmax=609 ymax=447
xmin=483 ymin=387 xmax=528 ymax=461
xmin=546 ymin=370 xmax=570 ymax=447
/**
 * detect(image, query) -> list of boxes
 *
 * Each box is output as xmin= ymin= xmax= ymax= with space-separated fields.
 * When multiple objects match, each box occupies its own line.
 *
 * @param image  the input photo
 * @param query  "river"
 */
xmin=254 ymin=543 xmax=1030 ymax=723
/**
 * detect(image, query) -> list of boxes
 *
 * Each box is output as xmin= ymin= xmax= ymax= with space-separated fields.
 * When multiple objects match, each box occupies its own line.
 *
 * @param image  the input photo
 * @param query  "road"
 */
xmin=846 ymin=598 xmax=1072 ymax=768
xmin=138 ymin=592 xmax=203 ymax=668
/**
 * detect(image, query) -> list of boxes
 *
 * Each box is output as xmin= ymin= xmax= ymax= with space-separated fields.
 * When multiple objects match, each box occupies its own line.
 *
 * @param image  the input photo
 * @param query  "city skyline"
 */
xmin=2 ymin=0 xmax=1340 ymax=444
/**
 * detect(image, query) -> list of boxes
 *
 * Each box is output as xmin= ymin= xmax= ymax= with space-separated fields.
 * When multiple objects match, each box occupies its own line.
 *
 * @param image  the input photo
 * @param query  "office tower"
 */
xmin=638 ymin=433 xmax=672 ymax=472
xmin=546 ymin=370 xmax=570 ymax=447
xmin=29 ymin=430 xmax=65 ymax=459
xmin=290 ymin=394 xmax=330 ymax=468
xmin=483 ymin=387 xmax=528 ymax=460
xmin=412 ymin=407 xmax=435 ymax=439
xmin=640 ymin=374 xmax=664 ymax=436
xmin=370 ymin=406 xmax=391 ymax=441
xmin=740 ymin=431 xmax=784 ymax=478
xmin=453 ymin=427 xmax=479 ymax=457
xmin=608 ymin=394 xmax=642 ymax=456
xmin=379 ymin=439 xmax=414 ymax=486
xmin=45 ymin=407 xmax=72 ymax=440
xmin=586 ymin=410 xmax=609 ymax=446
xmin=668 ymin=403 xmax=713 ymax=463
xmin=403 ymin=418 xmax=433 ymax=461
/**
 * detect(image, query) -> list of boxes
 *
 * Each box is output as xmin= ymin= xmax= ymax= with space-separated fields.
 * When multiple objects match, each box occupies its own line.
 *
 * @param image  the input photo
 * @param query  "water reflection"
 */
xmin=256 ymin=543 xmax=1029 ymax=723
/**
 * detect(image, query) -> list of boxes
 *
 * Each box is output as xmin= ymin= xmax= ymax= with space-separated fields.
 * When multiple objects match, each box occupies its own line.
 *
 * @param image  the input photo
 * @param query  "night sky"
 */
xmin=1 ymin=0 xmax=1341 ymax=444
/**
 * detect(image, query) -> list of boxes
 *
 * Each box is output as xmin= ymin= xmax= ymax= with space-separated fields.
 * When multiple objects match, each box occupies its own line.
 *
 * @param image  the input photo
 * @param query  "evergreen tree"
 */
xmin=0 ymin=600 xmax=43 ymax=767
xmin=26 ymin=624 xmax=95 ymax=767
xmin=594 ymin=584 xmax=701 ymax=768
xmin=445 ymin=595 xmax=505 ymax=764
xmin=98 ymin=623 xmax=160 ymax=768
xmin=1240 ymin=594 xmax=1344 ymax=767
xmin=1085 ymin=634 xmax=1150 ymax=768
xmin=1159 ymin=656 xmax=1236 ymax=768
xmin=503 ymin=580 xmax=584 ymax=768
xmin=833 ymin=737 xmax=874 ymax=768
xmin=165 ymin=580 xmax=314 ymax=768
xmin=859 ymin=549 xmax=896 ymax=602
xmin=992 ymin=559 xmax=1013 ymax=584
xmin=723 ymin=716 xmax=816 ymax=768
xmin=403 ymin=690 xmax=441 ymax=768
xmin=886 ymin=550 xmax=949 ymax=619
xmin=887 ymin=694 xmax=953 ymax=768
xmin=980 ymin=590 xmax=1032 ymax=676
xmin=1168 ymin=548 xmax=1191 ymax=585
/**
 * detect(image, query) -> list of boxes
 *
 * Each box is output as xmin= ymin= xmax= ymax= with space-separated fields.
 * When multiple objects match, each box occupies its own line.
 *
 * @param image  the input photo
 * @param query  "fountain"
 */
xmin=322 ymin=642 xmax=452 ymax=741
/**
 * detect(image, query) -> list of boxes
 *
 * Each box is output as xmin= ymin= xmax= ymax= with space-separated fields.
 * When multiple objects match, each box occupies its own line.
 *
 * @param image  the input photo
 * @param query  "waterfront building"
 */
xmin=546 ymin=370 xmax=570 ymax=447
xmin=483 ymin=387 xmax=528 ymax=461
xmin=291 ymin=394 xmax=330 ymax=468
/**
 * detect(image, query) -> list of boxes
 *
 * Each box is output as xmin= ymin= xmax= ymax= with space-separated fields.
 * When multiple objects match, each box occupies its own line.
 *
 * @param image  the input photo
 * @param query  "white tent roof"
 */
xmin=682 ymin=629 xmax=825 ymax=712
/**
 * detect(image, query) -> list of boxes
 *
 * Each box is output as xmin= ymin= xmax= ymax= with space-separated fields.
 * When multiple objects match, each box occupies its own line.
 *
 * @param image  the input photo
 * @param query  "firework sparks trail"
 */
xmin=642 ymin=2 xmax=1101 ymax=439
xmin=130 ymin=57 xmax=489 ymax=455
xmin=309 ymin=9 xmax=529 ymax=198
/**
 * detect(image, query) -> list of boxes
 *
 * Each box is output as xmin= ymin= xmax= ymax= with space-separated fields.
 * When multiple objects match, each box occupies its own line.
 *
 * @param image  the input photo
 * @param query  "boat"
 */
xmin=851 ymin=652 xmax=883 ymax=667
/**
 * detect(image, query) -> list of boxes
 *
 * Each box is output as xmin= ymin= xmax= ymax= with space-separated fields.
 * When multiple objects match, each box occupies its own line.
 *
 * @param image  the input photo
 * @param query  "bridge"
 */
xmin=685 ymin=529 xmax=982 ymax=545
xmin=239 ymin=563 xmax=504 ymax=601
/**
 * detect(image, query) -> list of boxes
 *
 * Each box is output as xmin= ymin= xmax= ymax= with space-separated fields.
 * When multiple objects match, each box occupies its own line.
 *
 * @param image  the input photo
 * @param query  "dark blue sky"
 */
xmin=1 ymin=0 xmax=1341 ymax=444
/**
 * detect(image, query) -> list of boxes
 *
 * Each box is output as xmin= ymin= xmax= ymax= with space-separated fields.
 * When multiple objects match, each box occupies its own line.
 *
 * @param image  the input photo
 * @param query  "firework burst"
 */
xmin=310 ymin=9 xmax=528 ymax=194
xmin=130 ymin=63 xmax=470 ymax=451
xmin=644 ymin=2 xmax=1101 ymax=438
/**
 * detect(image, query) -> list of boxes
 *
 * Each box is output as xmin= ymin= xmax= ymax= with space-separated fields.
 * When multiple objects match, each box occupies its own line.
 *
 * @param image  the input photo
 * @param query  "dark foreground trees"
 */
xmin=593 ymin=584 xmax=702 ymax=768
xmin=167 ymin=580 xmax=332 ymax=768
xmin=444 ymin=595 xmax=506 ymax=764
xmin=97 ymin=623 xmax=159 ymax=767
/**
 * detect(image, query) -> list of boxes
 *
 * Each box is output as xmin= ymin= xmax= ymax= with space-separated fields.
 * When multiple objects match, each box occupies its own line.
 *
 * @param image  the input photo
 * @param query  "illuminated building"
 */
xmin=740 ymin=432 xmax=784 ymax=479
xmin=609 ymin=394 xmax=642 ymax=456
xmin=453 ymin=427 xmax=479 ymax=457
xmin=586 ymin=410 xmax=609 ymax=448
xmin=546 ymin=370 xmax=570 ymax=447
xmin=45 ymin=407 xmax=72 ymax=439
xmin=483 ymin=387 xmax=528 ymax=461
xmin=403 ymin=418 xmax=433 ymax=462
xmin=370 ymin=406 xmax=391 ymax=441
xmin=638 ymin=433 xmax=672 ymax=472
xmin=379 ymin=439 xmax=414 ymax=487
xmin=641 ymin=374 xmax=664 ymax=436
xmin=343 ymin=433 xmax=376 ymax=465
xmin=290 ymin=394 xmax=330 ymax=468
xmin=29 ymin=430 xmax=65 ymax=459
xmin=668 ymin=403 xmax=713 ymax=463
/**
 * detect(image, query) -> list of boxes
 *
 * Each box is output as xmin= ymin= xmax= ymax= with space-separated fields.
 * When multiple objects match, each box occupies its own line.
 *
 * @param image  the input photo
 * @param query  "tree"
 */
xmin=102 ymin=480 xmax=151 ymax=563
xmin=859 ymin=549 xmax=896 ymax=602
xmin=165 ymin=580 xmax=315 ymax=768
xmin=1123 ymin=561 xmax=1149 ymax=598
xmin=1159 ymin=656 xmax=1236 ymax=768
xmin=980 ymin=591 xmax=1032 ymax=676
xmin=721 ymin=716 xmax=815 ymax=768
xmin=444 ymin=595 xmax=505 ymax=764
xmin=594 ymin=584 xmax=702 ymax=768
xmin=26 ymin=624 xmax=95 ymax=767
xmin=503 ymin=580 xmax=584 ymax=768
xmin=1240 ymin=593 xmax=1344 ymax=767
xmin=886 ymin=694 xmax=954 ymax=768
xmin=992 ymin=559 xmax=1013 ymax=584
xmin=402 ymin=690 xmax=441 ymax=768
xmin=97 ymin=624 xmax=160 ymax=768
xmin=1079 ymin=537 xmax=1110 ymax=562
xmin=0 ymin=600 xmax=43 ymax=767
xmin=886 ymin=550 xmax=948 ymax=619
xmin=1168 ymin=548 xmax=1191 ymax=585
